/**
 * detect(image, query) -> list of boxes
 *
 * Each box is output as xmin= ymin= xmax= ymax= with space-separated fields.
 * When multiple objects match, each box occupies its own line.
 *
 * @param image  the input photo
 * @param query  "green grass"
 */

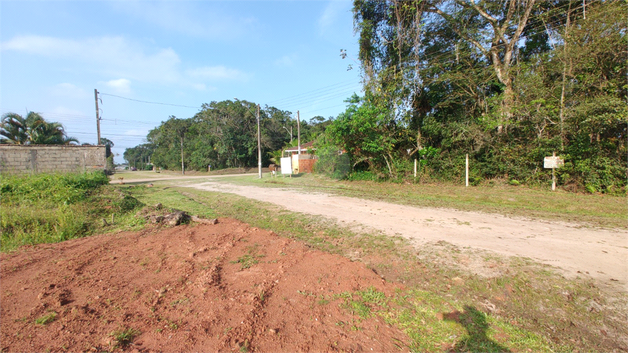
xmin=110 ymin=327 xmax=140 ymax=347
xmin=210 ymin=173 xmax=626 ymax=229
xmin=231 ymin=254 xmax=260 ymax=270
xmin=1 ymin=172 xmax=146 ymax=252
xmin=124 ymin=184 xmax=627 ymax=352
xmin=230 ymin=244 xmax=265 ymax=269
xmin=34 ymin=311 xmax=57 ymax=325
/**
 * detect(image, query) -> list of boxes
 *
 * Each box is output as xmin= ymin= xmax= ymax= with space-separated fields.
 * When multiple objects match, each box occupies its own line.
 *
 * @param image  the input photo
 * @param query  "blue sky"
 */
xmin=0 ymin=0 xmax=362 ymax=159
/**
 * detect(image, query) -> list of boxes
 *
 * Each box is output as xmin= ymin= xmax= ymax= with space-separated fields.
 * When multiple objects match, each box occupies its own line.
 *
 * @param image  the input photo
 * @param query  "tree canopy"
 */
xmin=326 ymin=0 xmax=626 ymax=192
xmin=124 ymin=0 xmax=626 ymax=193
xmin=0 ymin=112 xmax=78 ymax=145
xmin=140 ymin=100 xmax=330 ymax=172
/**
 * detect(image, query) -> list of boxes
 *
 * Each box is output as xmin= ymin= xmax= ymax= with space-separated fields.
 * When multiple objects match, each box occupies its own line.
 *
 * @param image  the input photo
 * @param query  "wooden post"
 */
xmin=552 ymin=151 xmax=556 ymax=191
xmin=414 ymin=158 xmax=417 ymax=178
xmin=465 ymin=154 xmax=469 ymax=187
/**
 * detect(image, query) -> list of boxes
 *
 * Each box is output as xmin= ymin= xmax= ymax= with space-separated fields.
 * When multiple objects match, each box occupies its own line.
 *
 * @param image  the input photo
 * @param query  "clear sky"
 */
xmin=0 ymin=0 xmax=362 ymax=160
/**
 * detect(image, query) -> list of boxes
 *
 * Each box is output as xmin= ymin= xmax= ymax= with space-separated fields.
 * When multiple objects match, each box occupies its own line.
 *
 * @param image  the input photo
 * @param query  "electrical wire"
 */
xmin=267 ymin=80 xmax=360 ymax=105
xmin=99 ymin=92 xmax=200 ymax=109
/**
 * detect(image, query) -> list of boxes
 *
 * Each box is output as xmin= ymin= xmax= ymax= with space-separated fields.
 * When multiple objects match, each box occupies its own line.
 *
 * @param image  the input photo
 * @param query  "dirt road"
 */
xmin=186 ymin=181 xmax=628 ymax=291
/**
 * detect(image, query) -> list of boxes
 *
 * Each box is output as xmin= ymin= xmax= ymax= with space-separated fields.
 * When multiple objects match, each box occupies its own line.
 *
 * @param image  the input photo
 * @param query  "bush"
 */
xmin=117 ymin=195 xmax=144 ymax=212
xmin=347 ymin=171 xmax=381 ymax=181
xmin=314 ymin=144 xmax=351 ymax=180
xmin=0 ymin=171 xmax=143 ymax=252
xmin=0 ymin=171 xmax=109 ymax=205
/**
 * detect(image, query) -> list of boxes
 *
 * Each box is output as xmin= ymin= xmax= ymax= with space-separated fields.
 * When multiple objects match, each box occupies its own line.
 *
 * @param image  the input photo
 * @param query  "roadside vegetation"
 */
xmin=0 ymin=171 xmax=145 ymax=252
xmin=125 ymin=182 xmax=628 ymax=352
xmin=199 ymin=173 xmax=627 ymax=229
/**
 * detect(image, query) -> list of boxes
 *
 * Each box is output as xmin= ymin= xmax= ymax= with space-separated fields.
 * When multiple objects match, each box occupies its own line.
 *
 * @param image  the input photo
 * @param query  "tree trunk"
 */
xmin=500 ymin=83 xmax=514 ymax=134
xmin=559 ymin=5 xmax=571 ymax=150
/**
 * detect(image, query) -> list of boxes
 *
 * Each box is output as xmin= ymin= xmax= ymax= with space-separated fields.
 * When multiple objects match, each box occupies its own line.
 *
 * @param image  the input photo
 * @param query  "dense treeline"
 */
xmin=125 ymin=99 xmax=330 ymax=171
xmin=125 ymin=0 xmax=625 ymax=193
xmin=324 ymin=0 xmax=626 ymax=193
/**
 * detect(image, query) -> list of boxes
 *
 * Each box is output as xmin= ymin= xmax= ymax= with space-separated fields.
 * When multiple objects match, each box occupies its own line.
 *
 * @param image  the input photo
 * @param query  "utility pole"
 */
xmin=257 ymin=104 xmax=262 ymax=179
xmin=297 ymin=111 xmax=301 ymax=155
xmin=180 ymin=135 xmax=185 ymax=175
xmin=94 ymin=89 xmax=101 ymax=145
xmin=283 ymin=126 xmax=293 ymax=143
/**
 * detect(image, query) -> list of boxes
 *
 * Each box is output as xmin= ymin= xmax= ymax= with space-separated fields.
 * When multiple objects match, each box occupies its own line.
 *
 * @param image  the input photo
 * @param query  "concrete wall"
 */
xmin=0 ymin=145 xmax=106 ymax=174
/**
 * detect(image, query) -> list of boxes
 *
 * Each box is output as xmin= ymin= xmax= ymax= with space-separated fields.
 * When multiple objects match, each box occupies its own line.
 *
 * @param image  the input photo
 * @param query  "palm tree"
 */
xmin=0 ymin=112 xmax=78 ymax=145
xmin=0 ymin=112 xmax=30 ymax=144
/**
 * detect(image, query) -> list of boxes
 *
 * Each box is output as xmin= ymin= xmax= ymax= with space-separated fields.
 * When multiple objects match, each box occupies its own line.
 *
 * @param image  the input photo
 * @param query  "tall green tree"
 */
xmin=147 ymin=116 xmax=192 ymax=172
xmin=327 ymin=94 xmax=400 ymax=178
xmin=123 ymin=143 xmax=154 ymax=170
xmin=346 ymin=0 xmax=626 ymax=191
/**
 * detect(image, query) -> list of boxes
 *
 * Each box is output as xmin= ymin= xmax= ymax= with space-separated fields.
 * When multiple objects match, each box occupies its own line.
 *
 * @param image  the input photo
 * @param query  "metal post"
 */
xmin=257 ymin=104 xmax=262 ymax=179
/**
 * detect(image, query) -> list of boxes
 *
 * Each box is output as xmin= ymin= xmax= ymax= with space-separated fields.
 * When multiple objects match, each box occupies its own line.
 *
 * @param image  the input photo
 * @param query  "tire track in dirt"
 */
xmin=186 ymin=181 xmax=628 ymax=292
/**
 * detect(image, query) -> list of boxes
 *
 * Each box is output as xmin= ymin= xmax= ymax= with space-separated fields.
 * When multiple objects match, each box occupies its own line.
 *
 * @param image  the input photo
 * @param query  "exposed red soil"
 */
xmin=1 ymin=219 xmax=408 ymax=352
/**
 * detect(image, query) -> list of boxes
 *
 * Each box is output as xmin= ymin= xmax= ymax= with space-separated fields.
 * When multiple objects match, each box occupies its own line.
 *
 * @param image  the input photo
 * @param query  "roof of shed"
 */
xmin=284 ymin=141 xmax=315 ymax=152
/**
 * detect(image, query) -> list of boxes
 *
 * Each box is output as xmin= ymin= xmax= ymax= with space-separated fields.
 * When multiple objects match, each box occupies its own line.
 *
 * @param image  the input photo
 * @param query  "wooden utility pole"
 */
xmin=297 ymin=111 xmax=301 ymax=155
xmin=94 ymin=89 xmax=101 ymax=145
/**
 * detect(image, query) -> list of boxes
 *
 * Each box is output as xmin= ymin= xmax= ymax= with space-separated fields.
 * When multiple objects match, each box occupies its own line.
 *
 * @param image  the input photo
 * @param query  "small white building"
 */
xmin=282 ymin=141 xmax=317 ymax=174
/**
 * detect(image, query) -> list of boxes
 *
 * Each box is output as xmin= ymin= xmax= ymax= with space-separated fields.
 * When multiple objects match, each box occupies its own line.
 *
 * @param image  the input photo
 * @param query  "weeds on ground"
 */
xmin=34 ymin=311 xmax=57 ymax=325
xmin=0 ymin=172 xmax=145 ymax=252
xmin=110 ymin=327 xmax=140 ymax=347
xmin=231 ymin=244 xmax=265 ymax=270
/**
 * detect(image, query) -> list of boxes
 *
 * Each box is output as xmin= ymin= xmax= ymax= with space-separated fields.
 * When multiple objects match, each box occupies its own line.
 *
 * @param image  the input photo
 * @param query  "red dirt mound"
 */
xmin=1 ymin=218 xmax=408 ymax=352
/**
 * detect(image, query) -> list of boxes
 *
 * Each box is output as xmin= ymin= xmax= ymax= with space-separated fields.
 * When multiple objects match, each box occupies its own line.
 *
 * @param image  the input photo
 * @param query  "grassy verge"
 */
xmin=0 ymin=172 xmax=146 ymax=252
xmin=126 ymin=184 xmax=628 ymax=352
xmin=205 ymin=173 xmax=626 ymax=229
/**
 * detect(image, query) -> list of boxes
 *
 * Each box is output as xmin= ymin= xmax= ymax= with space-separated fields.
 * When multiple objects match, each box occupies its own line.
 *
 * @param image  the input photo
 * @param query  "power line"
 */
xmin=99 ymin=92 xmax=200 ymax=109
xmin=71 ymin=131 xmax=148 ymax=138
xmin=267 ymin=80 xmax=360 ymax=105
xmin=280 ymin=87 xmax=362 ymax=111
xmin=101 ymin=118 xmax=155 ymax=125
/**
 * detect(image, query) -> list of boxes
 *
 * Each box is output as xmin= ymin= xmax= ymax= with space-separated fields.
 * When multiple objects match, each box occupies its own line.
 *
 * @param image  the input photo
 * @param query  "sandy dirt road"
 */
xmin=185 ymin=181 xmax=628 ymax=292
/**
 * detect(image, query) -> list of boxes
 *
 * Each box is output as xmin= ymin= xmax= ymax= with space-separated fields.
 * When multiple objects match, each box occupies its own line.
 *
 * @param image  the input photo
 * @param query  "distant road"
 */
xmin=108 ymin=173 xmax=250 ymax=184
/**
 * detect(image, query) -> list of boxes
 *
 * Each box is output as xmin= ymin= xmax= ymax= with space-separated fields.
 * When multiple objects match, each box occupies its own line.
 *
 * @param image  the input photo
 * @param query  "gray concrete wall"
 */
xmin=0 ymin=145 xmax=106 ymax=174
